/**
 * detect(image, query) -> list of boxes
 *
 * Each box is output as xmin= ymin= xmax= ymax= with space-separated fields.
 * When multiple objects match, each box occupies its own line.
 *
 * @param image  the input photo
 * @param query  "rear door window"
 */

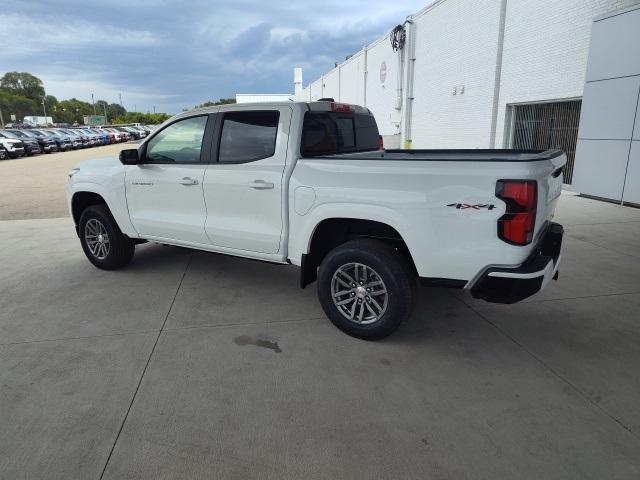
xmin=218 ymin=111 xmax=280 ymax=163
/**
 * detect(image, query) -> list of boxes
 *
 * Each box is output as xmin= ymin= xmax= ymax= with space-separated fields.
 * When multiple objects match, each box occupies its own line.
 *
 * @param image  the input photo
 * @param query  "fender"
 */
xmin=288 ymin=202 xmax=430 ymax=276
xmin=67 ymin=181 xmax=138 ymax=237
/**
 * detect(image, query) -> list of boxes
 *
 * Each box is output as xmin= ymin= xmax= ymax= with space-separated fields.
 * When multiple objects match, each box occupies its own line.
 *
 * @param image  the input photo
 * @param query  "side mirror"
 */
xmin=119 ymin=148 xmax=140 ymax=165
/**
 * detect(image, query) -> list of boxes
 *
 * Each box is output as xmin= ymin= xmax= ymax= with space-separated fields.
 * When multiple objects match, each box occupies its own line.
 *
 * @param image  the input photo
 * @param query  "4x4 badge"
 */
xmin=447 ymin=203 xmax=495 ymax=210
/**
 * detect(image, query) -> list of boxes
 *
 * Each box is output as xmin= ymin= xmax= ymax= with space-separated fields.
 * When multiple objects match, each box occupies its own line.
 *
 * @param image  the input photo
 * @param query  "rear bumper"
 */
xmin=470 ymin=222 xmax=563 ymax=304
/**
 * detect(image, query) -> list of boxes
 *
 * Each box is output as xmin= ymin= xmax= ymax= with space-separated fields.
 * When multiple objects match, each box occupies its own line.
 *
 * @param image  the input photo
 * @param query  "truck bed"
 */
xmin=313 ymin=149 xmax=564 ymax=162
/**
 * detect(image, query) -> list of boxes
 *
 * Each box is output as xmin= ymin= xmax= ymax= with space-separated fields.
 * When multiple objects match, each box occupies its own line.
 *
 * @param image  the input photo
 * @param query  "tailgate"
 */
xmin=536 ymin=152 xmax=567 ymax=240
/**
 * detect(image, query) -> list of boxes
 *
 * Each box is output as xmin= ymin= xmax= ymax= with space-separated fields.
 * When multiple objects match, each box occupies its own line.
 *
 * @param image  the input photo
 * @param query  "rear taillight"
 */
xmin=496 ymin=180 xmax=537 ymax=245
xmin=378 ymin=135 xmax=384 ymax=150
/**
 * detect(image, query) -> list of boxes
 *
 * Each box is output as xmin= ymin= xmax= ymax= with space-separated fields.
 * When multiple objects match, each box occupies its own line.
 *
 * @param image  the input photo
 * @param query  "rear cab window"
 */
xmin=301 ymin=111 xmax=379 ymax=157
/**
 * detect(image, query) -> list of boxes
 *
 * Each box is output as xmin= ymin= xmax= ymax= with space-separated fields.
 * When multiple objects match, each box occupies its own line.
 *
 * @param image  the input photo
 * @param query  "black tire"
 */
xmin=317 ymin=239 xmax=415 ymax=340
xmin=79 ymin=204 xmax=135 ymax=270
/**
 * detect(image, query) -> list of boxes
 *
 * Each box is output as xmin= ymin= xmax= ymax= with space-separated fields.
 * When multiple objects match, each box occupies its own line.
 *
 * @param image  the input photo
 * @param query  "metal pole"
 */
xmin=103 ymin=102 xmax=108 ymax=124
xmin=489 ymin=0 xmax=508 ymax=148
xmin=402 ymin=18 xmax=416 ymax=149
xmin=119 ymin=93 xmax=123 ymax=108
xmin=153 ymin=106 xmax=156 ymax=114
xmin=91 ymin=93 xmax=96 ymax=115
xmin=0 ymin=105 xmax=4 ymax=127
xmin=363 ymin=45 xmax=368 ymax=107
xmin=42 ymin=96 xmax=47 ymax=125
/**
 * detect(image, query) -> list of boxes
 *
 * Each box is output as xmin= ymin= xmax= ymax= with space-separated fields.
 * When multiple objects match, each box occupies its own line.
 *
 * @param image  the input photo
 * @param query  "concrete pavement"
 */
xmin=1 ymin=193 xmax=639 ymax=479
xmin=0 ymin=144 xmax=126 ymax=221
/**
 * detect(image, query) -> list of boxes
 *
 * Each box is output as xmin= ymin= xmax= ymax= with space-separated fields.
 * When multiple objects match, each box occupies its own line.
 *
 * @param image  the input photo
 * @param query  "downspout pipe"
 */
xmin=403 ymin=17 xmax=416 ymax=149
xmin=489 ymin=0 xmax=507 ymax=148
xmin=363 ymin=45 xmax=368 ymax=107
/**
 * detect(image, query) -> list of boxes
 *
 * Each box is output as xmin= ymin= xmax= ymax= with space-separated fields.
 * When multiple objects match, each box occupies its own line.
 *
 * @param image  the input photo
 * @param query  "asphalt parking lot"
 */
xmin=1 ymin=147 xmax=640 ymax=479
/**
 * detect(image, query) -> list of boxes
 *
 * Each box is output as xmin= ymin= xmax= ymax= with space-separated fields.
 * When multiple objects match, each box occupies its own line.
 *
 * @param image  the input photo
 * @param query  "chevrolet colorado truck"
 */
xmin=66 ymin=101 xmax=565 ymax=339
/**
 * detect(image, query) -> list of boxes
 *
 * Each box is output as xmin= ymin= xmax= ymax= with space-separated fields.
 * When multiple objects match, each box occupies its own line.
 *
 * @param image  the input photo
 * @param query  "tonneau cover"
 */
xmin=310 ymin=149 xmax=564 ymax=162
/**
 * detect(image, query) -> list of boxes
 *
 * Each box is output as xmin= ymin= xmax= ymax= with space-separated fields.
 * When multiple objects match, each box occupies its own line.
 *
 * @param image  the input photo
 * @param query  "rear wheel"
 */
xmin=317 ymin=239 xmax=415 ymax=340
xmin=79 ymin=205 xmax=134 ymax=270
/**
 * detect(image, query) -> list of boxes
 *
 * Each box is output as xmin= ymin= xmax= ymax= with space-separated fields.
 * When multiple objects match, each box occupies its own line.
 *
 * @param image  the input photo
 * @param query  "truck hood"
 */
xmin=0 ymin=139 xmax=22 ymax=146
xmin=75 ymin=156 xmax=122 ymax=170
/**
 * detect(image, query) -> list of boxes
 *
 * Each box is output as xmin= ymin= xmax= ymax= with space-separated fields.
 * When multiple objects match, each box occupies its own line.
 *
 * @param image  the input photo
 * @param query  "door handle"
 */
xmin=248 ymin=180 xmax=274 ymax=190
xmin=179 ymin=177 xmax=199 ymax=186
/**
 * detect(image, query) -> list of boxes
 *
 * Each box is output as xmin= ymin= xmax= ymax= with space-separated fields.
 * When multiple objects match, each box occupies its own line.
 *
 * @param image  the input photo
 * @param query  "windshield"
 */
xmin=28 ymin=130 xmax=46 ymax=137
xmin=0 ymin=131 xmax=20 ymax=139
xmin=8 ymin=130 xmax=29 ymax=138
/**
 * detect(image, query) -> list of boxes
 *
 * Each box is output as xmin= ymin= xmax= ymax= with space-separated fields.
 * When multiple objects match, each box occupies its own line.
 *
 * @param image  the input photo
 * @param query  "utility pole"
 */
xmin=102 ymin=102 xmax=108 ymax=124
xmin=42 ymin=96 xmax=47 ymax=125
xmin=119 ymin=93 xmax=123 ymax=108
xmin=153 ymin=105 xmax=156 ymax=114
xmin=91 ymin=93 xmax=96 ymax=115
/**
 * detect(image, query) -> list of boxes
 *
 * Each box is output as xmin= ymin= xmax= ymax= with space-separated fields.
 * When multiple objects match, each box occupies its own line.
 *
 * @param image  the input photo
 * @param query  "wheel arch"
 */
xmin=71 ymin=191 xmax=111 ymax=232
xmin=300 ymin=217 xmax=417 ymax=288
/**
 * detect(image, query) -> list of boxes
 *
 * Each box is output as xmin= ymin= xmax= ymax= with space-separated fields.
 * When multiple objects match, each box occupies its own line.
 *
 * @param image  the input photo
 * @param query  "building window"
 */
xmin=509 ymin=100 xmax=582 ymax=184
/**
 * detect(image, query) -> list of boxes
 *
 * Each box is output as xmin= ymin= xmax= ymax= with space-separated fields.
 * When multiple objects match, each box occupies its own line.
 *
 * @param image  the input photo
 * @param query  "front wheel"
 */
xmin=317 ymin=239 xmax=415 ymax=340
xmin=79 ymin=205 xmax=135 ymax=270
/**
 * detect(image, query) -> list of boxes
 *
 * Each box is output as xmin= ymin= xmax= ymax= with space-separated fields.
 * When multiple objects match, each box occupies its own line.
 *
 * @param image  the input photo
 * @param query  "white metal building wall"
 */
xmin=364 ymin=37 xmax=403 ymax=143
xmin=298 ymin=0 xmax=638 ymax=151
xmin=572 ymin=4 xmax=640 ymax=204
xmin=235 ymin=94 xmax=291 ymax=103
xmin=309 ymin=79 xmax=323 ymax=101
xmin=338 ymin=51 xmax=366 ymax=106
xmin=301 ymin=36 xmax=403 ymax=143
xmin=322 ymin=68 xmax=341 ymax=101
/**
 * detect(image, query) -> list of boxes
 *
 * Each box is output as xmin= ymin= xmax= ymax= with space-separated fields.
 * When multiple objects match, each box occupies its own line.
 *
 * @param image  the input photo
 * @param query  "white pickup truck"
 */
xmin=66 ymin=101 xmax=565 ymax=339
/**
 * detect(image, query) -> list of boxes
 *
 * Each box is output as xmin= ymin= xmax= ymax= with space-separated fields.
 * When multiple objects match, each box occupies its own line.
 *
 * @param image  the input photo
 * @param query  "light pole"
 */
xmin=91 ymin=93 xmax=96 ymax=115
xmin=102 ymin=102 xmax=108 ymax=124
xmin=42 ymin=96 xmax=47 ymax=125
xmin=119 ymin=93 xmax=123 ymax=108
xmin=153 ymin=105 xmax=156 ymax=114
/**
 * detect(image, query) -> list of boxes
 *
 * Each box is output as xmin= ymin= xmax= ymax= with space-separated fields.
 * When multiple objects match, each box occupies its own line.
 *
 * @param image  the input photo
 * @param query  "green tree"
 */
xmin=112 ymin=112 xmax=170 ymax=125
xmin=44 ymin=95 xmax=58 ymax=112
xmin=194 ymin=98 xmax=236 ymax=109
xmin=0 ymin=72 xmax=46 ymax=102
xmin=107 ymin=102 xmax=126 ymax=120
xmin=0 ymin=91 xmax=39 ymax=123
xmin=55 ymin=98 xmax=92 ymax=124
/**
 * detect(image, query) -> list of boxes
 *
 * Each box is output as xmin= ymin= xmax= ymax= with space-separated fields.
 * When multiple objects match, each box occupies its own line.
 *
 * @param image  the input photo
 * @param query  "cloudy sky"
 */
xmin=1 ymin=0 xmax=427 ymax=113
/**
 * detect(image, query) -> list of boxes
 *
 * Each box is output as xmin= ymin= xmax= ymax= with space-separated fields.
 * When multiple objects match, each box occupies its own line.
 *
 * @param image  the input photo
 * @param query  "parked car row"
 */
xmin=0 ymin=125 xmax=151 ymax=159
